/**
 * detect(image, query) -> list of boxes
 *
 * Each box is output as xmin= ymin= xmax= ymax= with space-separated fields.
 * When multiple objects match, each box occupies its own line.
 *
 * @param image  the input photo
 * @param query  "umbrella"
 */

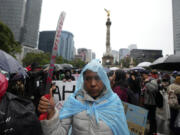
xmin=60 ymin=63 xmax=73 ymax=70
xmin=150 ymin=55 xmax=180 ymax=70
xmin=137 ymin=62 xmax=152 ymax=67
xmin=43 ymin=64 xmax=63 ymax=71
xmin=0 ymin=50 xmax=27 ymax=76
xmin=130 ymin=66 xmax=145 ymax=71
xmin=109 ymin=67 xmax=119 ymax=71
xmin=103 ymin=67 xmax=110 ymax=73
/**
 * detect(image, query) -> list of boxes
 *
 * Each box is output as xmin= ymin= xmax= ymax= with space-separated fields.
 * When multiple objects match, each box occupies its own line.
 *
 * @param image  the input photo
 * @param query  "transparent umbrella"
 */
xmin=0 ymin=50 xmax=27 ymax=76
xmin=137 ymin=62 xmax=152 ymax=67
xmin=43 ymin=64 xmax=63 ymax=71
xmin=60 ymin=63 xmax=73 ymax=70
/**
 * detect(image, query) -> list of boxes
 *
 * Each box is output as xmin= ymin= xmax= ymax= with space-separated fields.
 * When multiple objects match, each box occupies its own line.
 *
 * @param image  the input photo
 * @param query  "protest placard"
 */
xmin=52 ymin=81 xmax=76 ymax=109
xmin=123 ymin=102 xmax=148 ymax=135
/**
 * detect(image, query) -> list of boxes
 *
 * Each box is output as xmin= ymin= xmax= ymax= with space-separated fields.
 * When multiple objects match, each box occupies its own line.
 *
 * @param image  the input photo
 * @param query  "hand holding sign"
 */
xmin=38 ymin=86 xmax=56 ymax=120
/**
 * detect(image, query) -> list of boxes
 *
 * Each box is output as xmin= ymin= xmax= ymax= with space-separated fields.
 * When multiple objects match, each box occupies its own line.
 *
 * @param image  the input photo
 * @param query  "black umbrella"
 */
xmin=150 ymin=55 xmax=180 ymax=70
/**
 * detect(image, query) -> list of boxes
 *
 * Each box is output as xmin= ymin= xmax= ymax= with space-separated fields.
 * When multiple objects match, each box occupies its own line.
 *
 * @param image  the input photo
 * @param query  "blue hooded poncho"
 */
xmin=59 ymin=59 xmax=130 ymax=135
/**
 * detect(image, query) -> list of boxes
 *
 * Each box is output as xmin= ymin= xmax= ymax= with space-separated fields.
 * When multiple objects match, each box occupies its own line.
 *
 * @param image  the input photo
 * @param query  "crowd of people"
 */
xmin=0 ymin=60 xmax=180 ymax=135
xmin=108 ymin=69 xmax=180 ymax=135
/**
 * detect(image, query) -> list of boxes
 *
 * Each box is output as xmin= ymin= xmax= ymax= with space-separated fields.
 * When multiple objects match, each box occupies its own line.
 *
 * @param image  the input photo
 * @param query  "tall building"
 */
xmin=38 ymin=31 xmax=75 ymax=60
xmin=77 ymin=48 xmax=96 ymax=62
xmin=77 ymin=48 xmax=88 ymax=62
xmin=128 ymin=44 xmax=137 ymax=51
xmin=74 ymin=55 xmax=83 ymax=61
xmin=0 ymin=0 xmax=26 ymax=41
xmin=0 ymin=0 xmax=42 ymax=48
xmin=86 ymin=49 xmax=92 ymax=63
xmin=172 ymin=0 xmax=180 ymax=55
xmin=112 ymin=50 xmax=119 ymax=63
xmin=119 ymin=48 xmax=130 ymax=60
xmin=130 ymin=49 xmax=162 ymax=64
xmin=92 ymin=52 xmax=96 ymax=59
xmin=20 ymin=0 xmax=42 ymax=48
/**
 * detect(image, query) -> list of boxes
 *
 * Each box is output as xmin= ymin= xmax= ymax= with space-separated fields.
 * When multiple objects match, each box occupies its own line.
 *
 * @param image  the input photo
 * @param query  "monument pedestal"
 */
xmin=102 ymin=55 xmax=114 ymax=66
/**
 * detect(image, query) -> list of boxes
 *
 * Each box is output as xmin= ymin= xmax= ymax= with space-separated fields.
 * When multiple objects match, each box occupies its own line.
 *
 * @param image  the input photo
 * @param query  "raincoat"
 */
xmin=41 ymin=59 xmax=129 ymax=135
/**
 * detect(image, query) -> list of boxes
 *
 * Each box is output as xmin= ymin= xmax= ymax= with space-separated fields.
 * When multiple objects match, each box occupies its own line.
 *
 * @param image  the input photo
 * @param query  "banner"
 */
xmin=45 ymin=12 xmax=66 ymax=94
xmin=52 ymin=81 xmax=76 ymax=109
xmin=123 ymin=102 xmax=148 ymax=135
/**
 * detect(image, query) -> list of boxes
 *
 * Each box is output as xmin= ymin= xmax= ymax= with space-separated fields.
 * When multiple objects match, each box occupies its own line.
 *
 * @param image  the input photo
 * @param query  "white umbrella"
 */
xmin=151 ymin=56 xmax=168 ymax=65
xmin=137 ymin=62 xmax=152 ymax=67
xmin=110 ymin=67 xmax=119 ymax=71
xmin=130 ymin=66 xmax=145 ymax=71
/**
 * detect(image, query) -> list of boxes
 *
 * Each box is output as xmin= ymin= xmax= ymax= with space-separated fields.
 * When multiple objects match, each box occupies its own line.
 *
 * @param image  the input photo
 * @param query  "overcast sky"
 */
xmin=39 ymin=0 xmax=174 ymax=60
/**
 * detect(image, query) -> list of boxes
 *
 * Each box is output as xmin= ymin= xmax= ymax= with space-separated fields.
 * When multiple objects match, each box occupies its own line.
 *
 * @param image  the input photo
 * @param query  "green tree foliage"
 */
xmin=56 ymin=56 xmax=68 ymax=64
xmin=22 ymin=52 xmax=86 ymax=68
xmin=22 ymin=52 xmax=50 ymax=66
xmin=0 ymin=21 xmax=21 ymax=56
xmin=120 ymin=56 xmax=131 ymax=68
xmin=69 ymin=59 xmax=86 ymax=68
xmin=133 ymin=59 xmax=138 ymax=66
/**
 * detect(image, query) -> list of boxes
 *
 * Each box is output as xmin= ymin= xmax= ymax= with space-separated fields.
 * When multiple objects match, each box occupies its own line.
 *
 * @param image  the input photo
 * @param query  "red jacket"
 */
xmin=113 ymin=86 xmax=128 ymax=102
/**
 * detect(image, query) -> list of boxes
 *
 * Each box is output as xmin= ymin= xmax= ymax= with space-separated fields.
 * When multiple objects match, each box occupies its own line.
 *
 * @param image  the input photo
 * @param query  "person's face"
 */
xmin=162 ymin=81 xmax=169 ymax=87
xmin=66 ymin=71 xmax=70 ymax=76
xmin=83 ymin=70 xmax=104 ymax=98
xmin=142 ymin=73 xmax=148 ymax=80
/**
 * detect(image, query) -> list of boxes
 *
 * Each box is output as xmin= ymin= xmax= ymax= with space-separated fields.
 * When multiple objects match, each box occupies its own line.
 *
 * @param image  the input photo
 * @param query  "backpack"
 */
xmin=0 ymin=92 xmax=43 ymax=135
xmin=168 ymin=85 xmax=178 ymax=107
xmin=150 ymin=79 xmax=163 ymax=108
xmin=154 ymin=90 xmax=163 ymax=108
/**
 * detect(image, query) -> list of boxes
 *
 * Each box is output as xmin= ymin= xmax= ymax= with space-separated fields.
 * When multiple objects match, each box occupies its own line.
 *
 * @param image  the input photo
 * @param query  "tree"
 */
xmin=0 ymin=21 xmax=21 ymax=56
xmin=69 ymin=59 xmax=86 ymax=68
xmin=56 ymin=56 xmax=69 ymax=64
xmin=22 ymin=52 xmax=76 ymax=67
xmin=22 ymin=52 xmax=50 ymax=66
xmin=120 ymin=56 xmax=131 ymax=68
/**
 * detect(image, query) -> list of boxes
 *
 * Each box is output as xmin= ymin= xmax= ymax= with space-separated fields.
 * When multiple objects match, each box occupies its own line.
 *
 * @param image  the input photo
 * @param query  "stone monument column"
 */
xmin=106 ymin=13 xmax=111 ymax=55
xmin=102 ymin=9 xmax=114 ymax=66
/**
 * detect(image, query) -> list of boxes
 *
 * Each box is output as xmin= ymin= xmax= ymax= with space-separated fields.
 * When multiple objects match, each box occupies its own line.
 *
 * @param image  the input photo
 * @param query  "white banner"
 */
xmin=52 ymin=81 xmax=76 ymax=109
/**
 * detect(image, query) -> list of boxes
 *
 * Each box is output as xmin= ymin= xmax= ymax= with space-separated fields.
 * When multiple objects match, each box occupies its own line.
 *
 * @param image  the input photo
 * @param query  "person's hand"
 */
xmin=50 ymin=83 xmax=56 ymax=96
xmin=43 ymin=66 xmax=49 ymax=72
xmin=38 ymin=92 xmax=55 ymax=120
xmin=131 ymin=75 xmax=135 ymax=80
xmin=62 ymin=79 xmax=66 ymax=82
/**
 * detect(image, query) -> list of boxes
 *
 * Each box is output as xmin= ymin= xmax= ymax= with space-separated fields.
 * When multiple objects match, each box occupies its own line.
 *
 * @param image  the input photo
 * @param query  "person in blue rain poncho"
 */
xmin=38 ymin=59 xmax=130 ymax=135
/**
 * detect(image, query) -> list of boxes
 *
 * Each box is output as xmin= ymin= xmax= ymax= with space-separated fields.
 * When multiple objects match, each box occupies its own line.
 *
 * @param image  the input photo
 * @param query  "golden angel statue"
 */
xmin=104 ymin=8 xmax=110 ymax=17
